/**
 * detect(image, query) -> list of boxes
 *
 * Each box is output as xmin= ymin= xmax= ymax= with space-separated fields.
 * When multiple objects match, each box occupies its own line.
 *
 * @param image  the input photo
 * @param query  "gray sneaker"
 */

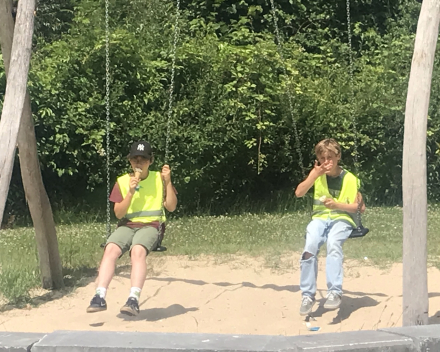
xmin=324 ymin=291 xmax=341 ymax=310
xmin=299 ymin=296 xmax=315 ymax=316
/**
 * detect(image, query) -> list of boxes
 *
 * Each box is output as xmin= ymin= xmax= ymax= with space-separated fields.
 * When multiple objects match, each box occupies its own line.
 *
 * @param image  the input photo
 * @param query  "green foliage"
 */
xmin=2 ymin=0 xmax=438 ymax=216
xmin=0 ymin=228 xmax=40 ymax=304
xmin=34 ymin=0 xmax=75 ymax=44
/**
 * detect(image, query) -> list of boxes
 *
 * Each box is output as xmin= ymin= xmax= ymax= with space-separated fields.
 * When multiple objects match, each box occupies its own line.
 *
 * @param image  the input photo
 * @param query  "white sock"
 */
xmin=96 ymin=287 xmax=107 ymax=299
xmin=129 ymin=287 xmax=141 ymax=301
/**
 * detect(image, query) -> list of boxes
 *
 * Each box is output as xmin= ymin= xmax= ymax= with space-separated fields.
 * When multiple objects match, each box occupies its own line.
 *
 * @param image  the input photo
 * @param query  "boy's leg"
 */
xmin=129 ymin=244 xmax=148 ymax=292
xmin=299 ymin=219 xmax=326 ymax=316
xmin=95 ymin=243 xmax=122 ymax=289
xmin=324 ymin=220 xmax=352 ymax=309
xmin=120 ymin=226 xmax=159 ymax=316
xmin=86 ymin=226 xmax=133 ymax=313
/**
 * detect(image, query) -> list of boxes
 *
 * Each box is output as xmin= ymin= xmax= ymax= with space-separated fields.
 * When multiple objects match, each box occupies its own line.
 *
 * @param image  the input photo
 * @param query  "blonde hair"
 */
xmin=314 ymin=138 xmax=341 ymax=158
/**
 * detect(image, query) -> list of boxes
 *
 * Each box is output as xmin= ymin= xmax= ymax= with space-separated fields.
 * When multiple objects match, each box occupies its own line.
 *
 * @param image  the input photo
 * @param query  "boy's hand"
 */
xmin=324 ymin=198 xmax=338 ymax=210
xmin=161 ymin=164 xmax=172 ymax=185
xmin=313 ymin=160 xmax=333 ymax=176
xmin=129 ymin=176 xmax=140 ymax=195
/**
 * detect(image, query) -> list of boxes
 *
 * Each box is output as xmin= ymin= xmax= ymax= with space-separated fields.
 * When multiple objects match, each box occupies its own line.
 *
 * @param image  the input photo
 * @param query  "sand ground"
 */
xmin=1 ymin=254 xmax=439 ymax=335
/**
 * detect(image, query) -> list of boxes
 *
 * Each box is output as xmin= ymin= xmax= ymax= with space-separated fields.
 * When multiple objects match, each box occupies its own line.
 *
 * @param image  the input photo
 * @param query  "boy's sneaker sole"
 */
xmin=120 ymin=306 xmax=139 ymax=316
xmin=86 ymin=305 xmax=107 ymax=313
xmin=120 ymin=297 xmax=140 ymax=316
xmin=86 ymin=294 xmax=107 ymax=313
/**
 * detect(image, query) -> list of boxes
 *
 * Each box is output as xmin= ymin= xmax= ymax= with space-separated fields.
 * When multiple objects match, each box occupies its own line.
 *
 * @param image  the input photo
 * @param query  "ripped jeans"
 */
xmin=300 ymin=218 xmax=353 ymax=299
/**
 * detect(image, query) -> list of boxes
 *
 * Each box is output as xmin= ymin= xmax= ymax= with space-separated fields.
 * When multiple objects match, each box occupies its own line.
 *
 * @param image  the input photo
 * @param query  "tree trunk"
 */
xmin=0 ymin=0 xmax=64 ymax=289
xmin=402 ymin=0 xmax=440 ymax=326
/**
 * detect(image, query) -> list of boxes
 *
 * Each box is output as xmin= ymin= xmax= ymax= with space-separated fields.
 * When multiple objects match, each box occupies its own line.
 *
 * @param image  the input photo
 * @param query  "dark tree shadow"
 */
xmin=428 ymin=292 xmax=440 ymax=324
xmin=146 ymin=277 xmax=300 ymax=292
xmin=344 ymin=290 xmax=387 ymax=297
xmin=310 ymin=293 xmax=380 ymax=324
xmin=117 ymin=304 xmax=198 ymax=322
xmin=329 ymin=295 xmax=380 ymax=324
xmin=429 ymin=311 xmax=440 ymax=325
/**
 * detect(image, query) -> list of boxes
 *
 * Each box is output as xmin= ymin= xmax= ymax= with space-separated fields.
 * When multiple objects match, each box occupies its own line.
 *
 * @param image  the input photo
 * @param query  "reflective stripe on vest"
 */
xmin=117 ymin=171 xmax=165 ymax=223
xmin=125 ymin=210 xmax=163 ymax=219
xmin=312 ymin=171 xmax=359 ymax=227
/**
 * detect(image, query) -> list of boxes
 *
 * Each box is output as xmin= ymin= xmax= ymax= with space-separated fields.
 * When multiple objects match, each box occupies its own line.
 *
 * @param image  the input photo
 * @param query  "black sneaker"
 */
xmin=120 ymin=297 xmax=140 ymax=316
xmin=86 ymin=294 xmax=107 ymax=313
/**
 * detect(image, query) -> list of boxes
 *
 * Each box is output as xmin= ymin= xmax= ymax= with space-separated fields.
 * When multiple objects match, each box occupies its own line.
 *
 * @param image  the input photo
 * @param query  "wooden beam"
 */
xmin=402 ymin=0 xmax=440 ymax=326
xmin=0 ymin=0 xmax=64 ymax=289
xmin=0 ymin=0 xmax=35 ymax=224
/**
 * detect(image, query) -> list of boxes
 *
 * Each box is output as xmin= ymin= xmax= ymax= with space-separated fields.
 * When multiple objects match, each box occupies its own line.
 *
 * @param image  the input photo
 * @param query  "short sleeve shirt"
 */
xmin=326 ymin=170 xmax=347 ymax=199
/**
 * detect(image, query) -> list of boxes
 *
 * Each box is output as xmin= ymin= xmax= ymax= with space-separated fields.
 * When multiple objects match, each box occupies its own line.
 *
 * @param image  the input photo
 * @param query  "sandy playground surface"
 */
xmin=1 ymin=254 xmax=440 ymax=335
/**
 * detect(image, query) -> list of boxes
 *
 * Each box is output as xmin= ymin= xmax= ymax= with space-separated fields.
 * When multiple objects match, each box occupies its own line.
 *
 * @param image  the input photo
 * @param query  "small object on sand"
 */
xmin=308 ymin=326 xmax=321 ymax=332
xmin=305 ymin=322 xmax=320 ymax=331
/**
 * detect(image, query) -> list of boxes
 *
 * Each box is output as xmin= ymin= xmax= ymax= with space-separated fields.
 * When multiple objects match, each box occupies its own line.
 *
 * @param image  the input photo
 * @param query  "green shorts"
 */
xmin=105 ymin=225 xmax=159 ymax=256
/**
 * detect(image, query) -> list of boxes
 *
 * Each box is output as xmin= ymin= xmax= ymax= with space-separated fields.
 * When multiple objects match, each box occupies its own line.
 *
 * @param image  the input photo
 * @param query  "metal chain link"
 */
xmin=158 ymin=0 xmax=181 ymax=249
xmin=269 ymin=0 xmax=305 ymax=179
xmin=165 ymin=0 xmax=180 ymax=165
xmin=346 ymin=0 xmax=359 ymax=174
xmin=346 ymin=0 xmax=363 ymax=231
xmin=105 ymin=0 xmax=111 ymax=237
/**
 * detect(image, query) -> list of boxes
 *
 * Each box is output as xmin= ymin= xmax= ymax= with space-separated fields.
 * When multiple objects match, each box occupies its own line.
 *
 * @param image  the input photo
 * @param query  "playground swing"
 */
xmin=268 ymin=0 xmax=369 ymax=239
xmin=100 ymin=0 xmax=181 ymax=252
xmin=102 ymin=0 xmax=368 ymax=248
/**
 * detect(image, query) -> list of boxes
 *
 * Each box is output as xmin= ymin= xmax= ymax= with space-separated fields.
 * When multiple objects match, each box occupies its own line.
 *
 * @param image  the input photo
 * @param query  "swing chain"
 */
xmin=165 ymin=0 xmax=181 ymax=165
xmin=346 ymin=0 xmax=364 ymax=233
xmin=105 ymin=0 xmax=111 ymax=238
xmin=269 ymin=0 xmax=305 ymax=180
xmin=345 ymin=0 xmax=359 ymax=174
xmin=157 ymin=0 xmax=181 ymax=250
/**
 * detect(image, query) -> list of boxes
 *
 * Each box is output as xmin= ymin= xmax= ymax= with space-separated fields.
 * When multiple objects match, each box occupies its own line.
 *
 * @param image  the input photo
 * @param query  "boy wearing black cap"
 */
xmin=86 ymin=140 xmax=177 ymax=316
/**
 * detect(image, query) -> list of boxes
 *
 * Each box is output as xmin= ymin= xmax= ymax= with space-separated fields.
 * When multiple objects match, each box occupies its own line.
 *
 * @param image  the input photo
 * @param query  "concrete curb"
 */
xmin=1 ymin=325 xmax=439 ymax=352
xmin=380 ymin=326 xmax=440 ymax=352
xmin=0 ymin=332 xmax=46 ymax=352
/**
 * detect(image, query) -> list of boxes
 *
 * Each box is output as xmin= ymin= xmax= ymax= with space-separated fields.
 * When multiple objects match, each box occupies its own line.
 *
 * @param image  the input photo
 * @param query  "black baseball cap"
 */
xmin=128 ymin=140 xmax=153 ymax=159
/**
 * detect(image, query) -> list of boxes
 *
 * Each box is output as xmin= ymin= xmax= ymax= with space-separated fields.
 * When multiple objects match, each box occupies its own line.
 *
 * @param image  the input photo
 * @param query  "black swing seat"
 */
xmin=349 ymin=225 xmax=369 ymax=239
xmin=99 ymin=240 xmax=167 ymax=252
xmin=303 ymin=225 xmax=369 ymax=240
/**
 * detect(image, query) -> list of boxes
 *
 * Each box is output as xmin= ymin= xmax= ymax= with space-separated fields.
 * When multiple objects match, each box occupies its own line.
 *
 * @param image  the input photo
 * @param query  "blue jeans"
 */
xmin=300 ymin=218 xmax=353 ymax=299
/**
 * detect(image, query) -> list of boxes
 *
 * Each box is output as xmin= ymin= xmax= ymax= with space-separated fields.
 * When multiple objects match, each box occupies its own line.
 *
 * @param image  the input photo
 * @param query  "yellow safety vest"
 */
xmin=312 ymin=170 xmax=360 ymax=227
xmin=117 ymin=171 xmax=165 ymax=223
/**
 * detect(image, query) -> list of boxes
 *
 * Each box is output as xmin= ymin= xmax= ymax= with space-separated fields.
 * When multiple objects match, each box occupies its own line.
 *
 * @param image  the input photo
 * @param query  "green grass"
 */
xmin=1 ymin=206 xmax=440 ymax=304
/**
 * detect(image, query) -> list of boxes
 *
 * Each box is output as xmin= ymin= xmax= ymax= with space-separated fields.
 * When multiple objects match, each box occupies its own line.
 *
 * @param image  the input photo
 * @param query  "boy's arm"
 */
xmin=163 ymin=182 xmax=178 ymax=212
xmin=295 ymin=172 xmax=317 ymax=198
xmin=161 ymin=165 xmax=177 ymax=212
xmin=295 ymin=160 xmax=331 ymax=197
xmin=113 ymin=177 xmax=139 ymax=219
